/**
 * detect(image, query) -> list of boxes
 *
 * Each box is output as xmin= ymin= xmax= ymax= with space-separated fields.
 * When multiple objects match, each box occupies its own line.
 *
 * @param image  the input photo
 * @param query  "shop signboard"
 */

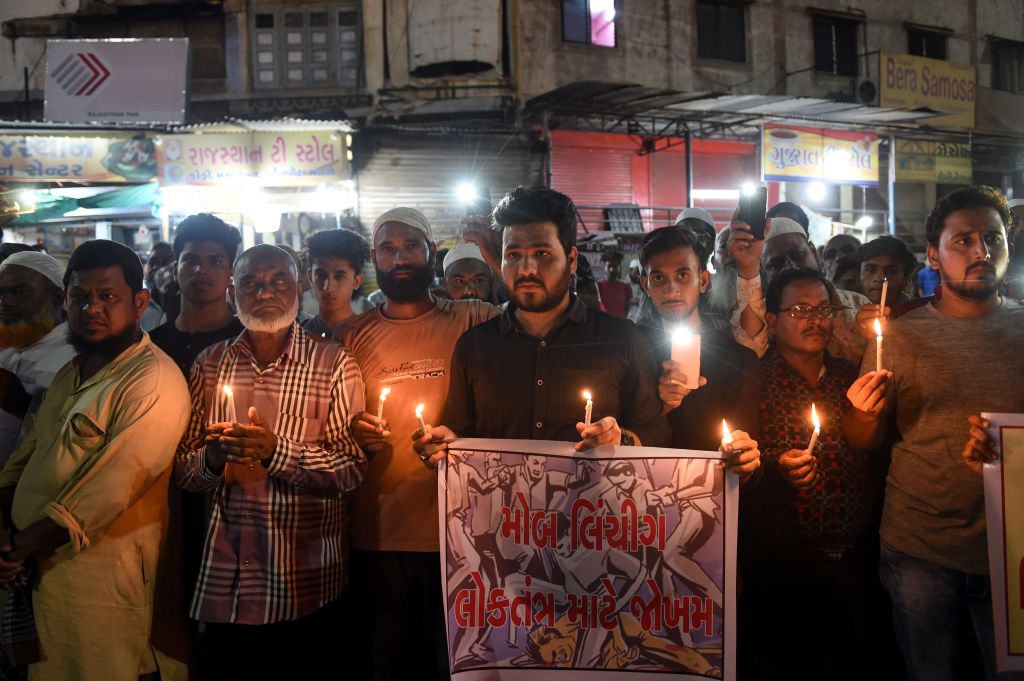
xmin=895 ymin=139 xmax=972 ymax=185
xmin=45 ymin=39 xmax=189 ymax=124
xmin=880 ymin=52 xmax=976 ymax=129
xmin=158 ymin=132 xmax=347 ymax=187
xmin=762 ymin=125 xmax=879 ymax=185
xmin=0 ymin=133 xmax=157 ymax=182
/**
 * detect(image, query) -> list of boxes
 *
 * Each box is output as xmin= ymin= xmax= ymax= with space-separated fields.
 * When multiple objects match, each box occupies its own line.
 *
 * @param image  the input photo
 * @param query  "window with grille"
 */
xmin=696 ymin=1 xmax=746 ymax=62
xmin=251 ymin=4 xmax=361 ymax=90
xmin=908 ymin=29 xmax=947 ymax=60
xmin=993 ymin=39 xmax=1024 ymax=94
xmin=561 ymin=0 xmax=616 ymax=48
xmin=812 ymin=15 xmax=860 ymax=77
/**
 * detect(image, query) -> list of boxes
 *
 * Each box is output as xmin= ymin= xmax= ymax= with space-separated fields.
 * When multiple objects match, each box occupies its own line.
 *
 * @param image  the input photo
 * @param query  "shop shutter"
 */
xmin=356 ymin=131 xmax=542 ymax=241
xmin=551 ymin=144 xmax=633 ymax=233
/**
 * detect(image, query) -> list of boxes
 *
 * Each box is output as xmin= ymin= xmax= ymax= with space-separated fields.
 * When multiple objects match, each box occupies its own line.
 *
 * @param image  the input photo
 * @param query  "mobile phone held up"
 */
xmin=464 ymin=187 xmax=493 ymax=219
xmin=737 ymin=186 xmax=768 ymax=240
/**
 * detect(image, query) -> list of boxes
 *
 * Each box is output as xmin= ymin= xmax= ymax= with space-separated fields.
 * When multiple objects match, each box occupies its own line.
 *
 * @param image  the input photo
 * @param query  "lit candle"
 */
xmin=415 ymin=403 xmax=427 ymax=432
xmin=670 ymin=327 xmax=702 ymax=390
xmin=721 ymin=418 xmax=733 ymax=447
xmin=874 ymin=318 xmax=883 ymax=374
xmin=583 ymin=390 xmax=593 ymax=429
xmin=806 ymin=403 xmax=821 ymax=455
xmin=878 ymin=277 xmax=889 ymax=316
xmin=377 ymin=386 xmax=391 ymax=421
xmin=222 ymin=385 xmax=236 ymax=423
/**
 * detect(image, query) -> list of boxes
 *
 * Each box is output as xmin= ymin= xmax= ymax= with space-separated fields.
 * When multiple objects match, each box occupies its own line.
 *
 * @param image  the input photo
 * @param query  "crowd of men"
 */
xmin=0 ymin=183 xmax=1022 ymax=681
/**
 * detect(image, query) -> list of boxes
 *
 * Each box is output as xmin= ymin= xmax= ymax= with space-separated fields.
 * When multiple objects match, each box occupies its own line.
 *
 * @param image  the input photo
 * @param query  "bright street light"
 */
xmin=855 ymin=215 xmax=874 ymax=229
xmin=807 ymin=181 xmax=827 ymax=203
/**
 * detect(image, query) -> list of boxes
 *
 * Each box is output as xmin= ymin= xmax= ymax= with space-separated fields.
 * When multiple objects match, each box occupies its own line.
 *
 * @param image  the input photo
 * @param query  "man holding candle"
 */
xmin=418 ymin=186 xmax=669 ymax=461
xmin=845 ymin=186 xmax=1024 ymax=681
xmin=342 ymin=207 xmax=499 ymax=681
xmin=635 ymin=226 xmax=761 ymax=470
xmin=741 ymin=267 xmax=893 ymax=680
xmin=175 ymin=244 xmax=367 ymax=680
xmin=855 ymin=235 xmax=919 ymax=319
xmin=0 ymin=240 xmax=191 ymax=681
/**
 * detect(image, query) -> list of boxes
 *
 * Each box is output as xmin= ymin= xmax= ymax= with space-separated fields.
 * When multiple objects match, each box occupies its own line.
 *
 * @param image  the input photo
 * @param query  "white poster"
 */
xmin=983 ymin=412 xmax=1024 ymax=673
xmin=45 ymin=39 xmax=189 ymax=123
xmin=438 ymin=438 xmax=738 ymax=681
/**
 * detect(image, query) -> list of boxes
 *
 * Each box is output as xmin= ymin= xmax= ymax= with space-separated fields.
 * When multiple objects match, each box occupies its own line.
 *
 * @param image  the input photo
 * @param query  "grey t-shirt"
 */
xmin=862 ymin=298 xmax=1024 ymax=575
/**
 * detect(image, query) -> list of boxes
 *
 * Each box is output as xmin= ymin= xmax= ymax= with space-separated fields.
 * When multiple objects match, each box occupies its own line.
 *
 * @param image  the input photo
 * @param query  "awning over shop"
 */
xmin=9 ymin=183 xmax=159 ymax=225
xmin=526 ymin=82 xmax=943 ymax=139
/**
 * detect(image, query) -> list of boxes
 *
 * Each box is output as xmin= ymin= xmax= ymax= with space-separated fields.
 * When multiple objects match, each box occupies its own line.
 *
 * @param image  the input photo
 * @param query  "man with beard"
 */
xmin=442 ymin=242 xmax=498 ymax=304
xmin=0 ymin=240 xmax=190 ymax=681
xmin=845 ymin=186 xmax=1024 ymax=681
xmin=176 ymin=244 xmax=367 ymax=681
xmin=343 ymin=207 xmax=499 ymax=681
xmin=0 ymin=252 xmax=75 ymax=465
xmin=417 ymin=186 xmax=669 ymax=458
xmin=729 ymin=216 xmax=873 ymax=364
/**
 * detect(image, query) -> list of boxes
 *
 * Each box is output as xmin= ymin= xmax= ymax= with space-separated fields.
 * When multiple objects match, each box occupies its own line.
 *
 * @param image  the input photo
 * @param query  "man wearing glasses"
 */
xmin=738 ymin=267 xmax=893 ymax=679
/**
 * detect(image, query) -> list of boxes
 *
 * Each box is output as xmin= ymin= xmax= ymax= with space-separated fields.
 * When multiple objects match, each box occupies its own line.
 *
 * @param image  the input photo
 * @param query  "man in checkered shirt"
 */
xmin=175 ymin=244 xmax=367 ymax=680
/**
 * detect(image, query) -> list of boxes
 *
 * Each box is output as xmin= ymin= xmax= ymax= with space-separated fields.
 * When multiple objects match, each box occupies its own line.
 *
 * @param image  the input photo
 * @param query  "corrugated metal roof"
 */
xmin=174 ymin=117 xmax=354 ymax=133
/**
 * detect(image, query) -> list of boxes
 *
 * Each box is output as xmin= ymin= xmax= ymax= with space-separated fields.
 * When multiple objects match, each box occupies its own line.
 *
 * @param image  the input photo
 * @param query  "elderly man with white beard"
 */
xmin=0 ymin=252 xmax=75 ymax=466
xmin=175 ymin=244 xmax=368 ymax=681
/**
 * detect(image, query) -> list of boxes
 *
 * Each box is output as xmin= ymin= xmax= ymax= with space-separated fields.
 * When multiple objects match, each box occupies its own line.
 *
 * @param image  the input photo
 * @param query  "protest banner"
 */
xmin=438 ymin=438 xmax=737 ymax=681
xmin=983 ymin=413 xmax=1024 ymax=674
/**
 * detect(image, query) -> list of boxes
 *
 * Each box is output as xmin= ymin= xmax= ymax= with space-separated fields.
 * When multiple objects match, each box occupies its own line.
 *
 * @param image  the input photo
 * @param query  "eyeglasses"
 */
xmin=779 ymin=304 xmax=844 ymax=320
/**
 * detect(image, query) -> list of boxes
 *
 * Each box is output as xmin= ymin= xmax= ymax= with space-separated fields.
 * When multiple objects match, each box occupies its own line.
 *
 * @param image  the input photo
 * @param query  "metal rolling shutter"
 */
xmin=550 ymin=144 xmax=633 ymax=232
xmin=355 ymin=131 xmax=543 ymax=241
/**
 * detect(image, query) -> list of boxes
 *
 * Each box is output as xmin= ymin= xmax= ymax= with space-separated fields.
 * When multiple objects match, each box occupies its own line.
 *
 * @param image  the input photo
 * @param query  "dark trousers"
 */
xmin=347 ymin=549 xmax=450 ymax=681
xmin=197 ymin=597 xmax=345 ymax=681
xmin=739 ymin=544 xmax=902 ymax=681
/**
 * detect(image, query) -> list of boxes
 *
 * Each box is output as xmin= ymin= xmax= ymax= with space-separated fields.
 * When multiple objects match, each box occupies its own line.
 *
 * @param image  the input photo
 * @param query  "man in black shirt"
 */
xmin=415 ymin=186 xmax=669 ymax=462
xmin=150 ymin=214 xmax=244 ymax=375
xmin=148 ymin=213 xmax=243 ymax=678
xmin=638 ymin=227 xmax=761 ymax=462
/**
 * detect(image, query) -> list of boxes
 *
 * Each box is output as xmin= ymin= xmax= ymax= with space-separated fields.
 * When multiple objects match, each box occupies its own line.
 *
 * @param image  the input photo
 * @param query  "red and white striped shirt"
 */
xmin=175 ymin=323 xmax=366 ymax=624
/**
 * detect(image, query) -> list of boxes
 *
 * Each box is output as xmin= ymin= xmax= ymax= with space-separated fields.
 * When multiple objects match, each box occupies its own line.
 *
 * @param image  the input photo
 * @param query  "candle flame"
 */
xmin=873 ymin=318 xmax=882 ymax=337
xmin=380 ymin=387 xmax=391 ymax=400
xmin=582 ymin=390 xmax=592 ymax=402
xmin=721 ymin=419 xmax=733 ymax=445
xmin=415 ymin=403 xmax=425 ymax=418
xmin=222 ymin=386 xmax=233 ymax=398
xmin=811 ymin=403 xmax=821 ymax=431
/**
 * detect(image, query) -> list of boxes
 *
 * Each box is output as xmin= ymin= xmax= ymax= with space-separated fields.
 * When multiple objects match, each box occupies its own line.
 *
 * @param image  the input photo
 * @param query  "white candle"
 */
xmin=874 ymin=318 xmax=883 ymax=374
xmin=377 ymin=387 xmax=391 ymax=421
xmin=721 ymin=418 xmax=733 ymax=447
xmin=222 ymin=385 xmax=236 ymax=423
xmin=583 ymin=390 xmax=593 ymax=429
xmin=670 ymin=327 xmax=702 ymax=390
xmin=806 ymin=403 xmax=821 ymax=454
xmin=878 ymin=277 xmax=889 ymax=316
xmin=415 ymin=403 xmax=427 ymax=431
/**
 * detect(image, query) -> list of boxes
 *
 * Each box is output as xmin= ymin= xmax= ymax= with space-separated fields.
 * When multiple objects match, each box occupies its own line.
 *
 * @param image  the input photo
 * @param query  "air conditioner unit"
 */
xmin=857 ymin=79 xmax=878 ymax=105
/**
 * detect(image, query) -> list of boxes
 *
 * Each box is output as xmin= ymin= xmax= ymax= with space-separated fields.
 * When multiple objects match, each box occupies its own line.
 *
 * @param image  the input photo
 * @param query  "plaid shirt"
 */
xmin=175 ymin=323 xmax=366 ymax=624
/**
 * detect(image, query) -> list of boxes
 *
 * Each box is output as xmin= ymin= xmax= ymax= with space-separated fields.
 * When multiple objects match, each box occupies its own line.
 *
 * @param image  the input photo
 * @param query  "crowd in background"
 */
xmin=0 ymin=183 xmax=1022 ymax=681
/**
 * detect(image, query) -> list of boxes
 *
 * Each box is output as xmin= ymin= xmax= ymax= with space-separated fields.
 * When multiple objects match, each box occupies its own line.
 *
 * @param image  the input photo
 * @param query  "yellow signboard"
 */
xmin=762 ymin=125 xmax=879 ymax=185
xmin=158 ymin=131 xmax=346 ymax=186
xmin=880 ymin=52 xmax=976 ymax=129
xmin=895 ymin=139 xmax=972 ymax=185
xmin=0 ymin=134 xmax=157 ymax=182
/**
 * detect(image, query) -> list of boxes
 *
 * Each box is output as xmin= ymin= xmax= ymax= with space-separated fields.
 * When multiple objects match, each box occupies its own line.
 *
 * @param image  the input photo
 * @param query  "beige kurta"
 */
xmin=0 ymin=334 xmax=190 ymax=681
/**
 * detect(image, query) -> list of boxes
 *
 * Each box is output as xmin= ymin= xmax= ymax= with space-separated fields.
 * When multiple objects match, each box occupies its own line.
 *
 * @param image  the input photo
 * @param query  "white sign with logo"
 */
xmin=45 ymin=38 xmax=190 ymax=124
